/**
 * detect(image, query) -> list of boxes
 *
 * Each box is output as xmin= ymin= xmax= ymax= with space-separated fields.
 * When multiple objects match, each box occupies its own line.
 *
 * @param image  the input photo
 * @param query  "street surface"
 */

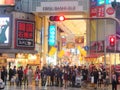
xmin=3 ymin=83 xmax=120 ymax=90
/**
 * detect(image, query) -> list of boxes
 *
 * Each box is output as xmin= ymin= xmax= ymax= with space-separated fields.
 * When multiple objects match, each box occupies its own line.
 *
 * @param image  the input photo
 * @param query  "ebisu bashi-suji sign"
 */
xmin=48 ymin=24 xmax=56 ymax=46
xmin=15 ymin=19 xmax=35 ymax=49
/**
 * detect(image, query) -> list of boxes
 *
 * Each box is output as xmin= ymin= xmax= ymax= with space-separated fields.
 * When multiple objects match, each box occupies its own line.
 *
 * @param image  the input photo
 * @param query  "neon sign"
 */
xmin=97 ymin=0 xmax=105 ymax=6
xmin=48 ymin=25 xmax=56 ymax=46
xmin=15 ymin=19 xmax=35 ymax=49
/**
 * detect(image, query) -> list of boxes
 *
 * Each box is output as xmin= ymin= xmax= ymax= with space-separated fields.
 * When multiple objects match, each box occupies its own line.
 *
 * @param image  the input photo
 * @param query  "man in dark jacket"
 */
xmin=1 ymin=66 xmax=7 ymax=85
xmin=17 ymin=66 xmax=23 ymax=86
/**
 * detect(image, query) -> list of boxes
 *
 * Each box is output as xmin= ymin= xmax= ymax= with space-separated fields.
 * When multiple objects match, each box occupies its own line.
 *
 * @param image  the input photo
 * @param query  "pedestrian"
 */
xmin=1 ymin=66 xmax=7 ymax=85
xmin=112 ymin=71 xmax=117 ymax=90
xmin=27 ymin=66 xmax=33 ymax=86
xmin=97 ymin=69 xmax=102 ymax=88
xmin=23 ymin=65 xmax=28 ymax=86
xmin=93 ymin=68 xmax=98 ymax=89
xmin=9 ymin=67 xmax=14 ymax=85
xmin=17 ymin=66 xmax=23 ymax=87
xmin=63 ymin=69 xmax=68 ymax=88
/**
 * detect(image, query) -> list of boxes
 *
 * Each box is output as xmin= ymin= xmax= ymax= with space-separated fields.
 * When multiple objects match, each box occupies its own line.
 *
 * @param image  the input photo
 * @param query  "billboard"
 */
xmin=0 ymin=15 xmax=12 ymax=48
xmin=0 ymin=0 xmax=15 ymax=5
xmin=15 ymin=19 xmax=35 ymax=49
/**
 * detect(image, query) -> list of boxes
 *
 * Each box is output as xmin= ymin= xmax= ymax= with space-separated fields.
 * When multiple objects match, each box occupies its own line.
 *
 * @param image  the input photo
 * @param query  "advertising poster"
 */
xmin=15 ymin=19 xmax=35 ymax=49
xmin=0 ymin=15 xmax=11 ymax=48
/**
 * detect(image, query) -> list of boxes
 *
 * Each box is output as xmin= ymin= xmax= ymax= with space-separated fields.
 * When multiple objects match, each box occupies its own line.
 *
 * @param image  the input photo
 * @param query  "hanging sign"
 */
xmin=48 ymin=24 xmax=56 ymax=46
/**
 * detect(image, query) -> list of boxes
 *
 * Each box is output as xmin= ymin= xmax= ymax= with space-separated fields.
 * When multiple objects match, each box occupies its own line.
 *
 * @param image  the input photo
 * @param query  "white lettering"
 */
xmin=42 ymin=6 xmax=76 ymax=11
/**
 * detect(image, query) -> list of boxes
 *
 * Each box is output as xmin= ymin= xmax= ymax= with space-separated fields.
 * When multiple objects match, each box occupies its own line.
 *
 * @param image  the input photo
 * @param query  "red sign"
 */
xmin=0 ymin=0 xmax=14 ymax=5
xmin=15 ymin=19 xmax=35 ymax=49
xmin=97 ymin=5 xmax=105 ymax=17
xmin=90 ymin=8 xmax=97 ymax=17
xmin=106 ymin=7 xmax=114 ymax=15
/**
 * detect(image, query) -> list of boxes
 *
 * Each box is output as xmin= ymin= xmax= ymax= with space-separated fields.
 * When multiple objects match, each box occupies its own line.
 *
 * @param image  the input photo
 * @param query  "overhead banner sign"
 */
xmin=36 ymin=1 xmax=83 ymax=12
xmin=15 ymin=19 xmax=35 ymax=49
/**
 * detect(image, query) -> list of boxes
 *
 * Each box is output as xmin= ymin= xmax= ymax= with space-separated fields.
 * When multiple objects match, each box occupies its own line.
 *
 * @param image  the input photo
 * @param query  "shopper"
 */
xmin=17 ymin=66 xmax=23 ymax=87
xmin=23 ymin=65 xmax=29 ymax=86
xmin=112 ymin=71 xmax=117 ymax=90
xmin=27 ymin=66 xmax=33 ymax=86
xmin=97 ymin=69 xmax=102 ymax=88
xmin=1 ymin=66 xmax=7 ymax=85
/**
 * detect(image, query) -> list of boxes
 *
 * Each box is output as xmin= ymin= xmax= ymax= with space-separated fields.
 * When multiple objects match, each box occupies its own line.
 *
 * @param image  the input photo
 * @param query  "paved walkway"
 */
xmin=3 ymin=84 xmax=120 ymax=90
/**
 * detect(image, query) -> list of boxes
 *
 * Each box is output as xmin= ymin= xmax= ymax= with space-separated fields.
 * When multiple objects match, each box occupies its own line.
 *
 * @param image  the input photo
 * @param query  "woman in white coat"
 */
xmin=27 ymin=66 xmax=33 ymax=86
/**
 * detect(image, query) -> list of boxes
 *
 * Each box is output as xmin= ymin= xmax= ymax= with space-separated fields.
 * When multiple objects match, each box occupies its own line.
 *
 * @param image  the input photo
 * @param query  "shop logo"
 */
xmin=106 ymin=7 xmax=115 ymax=15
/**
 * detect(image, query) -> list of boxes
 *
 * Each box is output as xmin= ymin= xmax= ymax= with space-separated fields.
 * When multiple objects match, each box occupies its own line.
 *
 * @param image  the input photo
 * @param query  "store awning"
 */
xmin=85 ymin=53 xmax=104 ymax=58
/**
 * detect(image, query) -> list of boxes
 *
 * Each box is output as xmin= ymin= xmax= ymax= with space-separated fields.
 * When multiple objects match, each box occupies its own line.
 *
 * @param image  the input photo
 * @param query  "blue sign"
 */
xmin=48 ymin=24 xmax=56 ymax=46
xmin=84 ymin=46 xmax=89 ymax=51
xmin=106 ymin=0 xmax=114 ymax=4
xmin=90 ymin=0 xmax=97 ymax=7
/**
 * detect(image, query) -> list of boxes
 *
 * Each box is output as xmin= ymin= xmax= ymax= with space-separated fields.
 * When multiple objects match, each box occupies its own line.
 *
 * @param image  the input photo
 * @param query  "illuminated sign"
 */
xmin=90 ymin=0 xmax=97 ymax=7
xmin=106 ymin=0 xmax=112 ymax=4
xmin=48 ymin=25 xmax=56 ymax=46
xmin=15 ymin=19 xmax=35 ymax=49
xmin=0 ymin=15 xmax=12 ymax=48
xmin=0 ymin=0 xmax=15 ymax=5
xmin=97 ymin=0 xmax=105 ymax=6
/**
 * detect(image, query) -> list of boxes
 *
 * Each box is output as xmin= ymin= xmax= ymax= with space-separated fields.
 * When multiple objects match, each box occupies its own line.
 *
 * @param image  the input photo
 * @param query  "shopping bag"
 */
xmin=91 ymin=76 xmax=94 ymax=83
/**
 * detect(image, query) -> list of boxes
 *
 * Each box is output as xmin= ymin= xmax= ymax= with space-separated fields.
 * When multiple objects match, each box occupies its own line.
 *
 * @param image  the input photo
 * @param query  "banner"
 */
xmin=58 ymin=50 xmax=64 ymax=58
xmin=48 ymin=46 xmax=57 ymax=56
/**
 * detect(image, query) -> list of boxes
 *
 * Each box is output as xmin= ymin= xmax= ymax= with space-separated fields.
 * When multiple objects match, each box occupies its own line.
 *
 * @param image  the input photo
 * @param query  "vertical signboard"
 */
xmin=15 ymin=19 xmax=35 ymax=49
xmin=48 ymin=24 xmax=56 ymax=46
xmin=0 ymin=15 xmax=12 ymax=48
xmin=90 ymin=7 xmax=97 ymax=17
xmin=97 ymin=5 xmax=105 ymax=17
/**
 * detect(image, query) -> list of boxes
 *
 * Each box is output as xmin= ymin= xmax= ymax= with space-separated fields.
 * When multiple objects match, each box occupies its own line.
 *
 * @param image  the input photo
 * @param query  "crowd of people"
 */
xmin=0 ymin=64 xmax=119 ymax=90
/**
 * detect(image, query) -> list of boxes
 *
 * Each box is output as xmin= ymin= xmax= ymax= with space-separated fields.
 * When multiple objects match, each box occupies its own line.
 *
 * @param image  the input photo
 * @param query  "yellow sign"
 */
xmin=48 ymin=47 xmax=57 ymax=56
xmin=58 ymin=50 xmax=64 ymax=58
xmin=77 ymin=46 xmax=86 ymax=57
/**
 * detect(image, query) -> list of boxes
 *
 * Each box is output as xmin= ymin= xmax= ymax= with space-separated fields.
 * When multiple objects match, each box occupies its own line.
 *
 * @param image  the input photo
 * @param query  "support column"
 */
xmin=43 ymin=16 xmax=49 ymax=65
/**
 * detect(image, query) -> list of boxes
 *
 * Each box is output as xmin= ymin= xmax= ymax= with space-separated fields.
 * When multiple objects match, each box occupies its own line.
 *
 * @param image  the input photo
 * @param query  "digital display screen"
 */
xmin=0 ymin=15 xmax=11 ymax=48
xmin=15 ymin=19 xmax=35 ymax=49
xmin=0 ymin=0 xmax=15 ymax=5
